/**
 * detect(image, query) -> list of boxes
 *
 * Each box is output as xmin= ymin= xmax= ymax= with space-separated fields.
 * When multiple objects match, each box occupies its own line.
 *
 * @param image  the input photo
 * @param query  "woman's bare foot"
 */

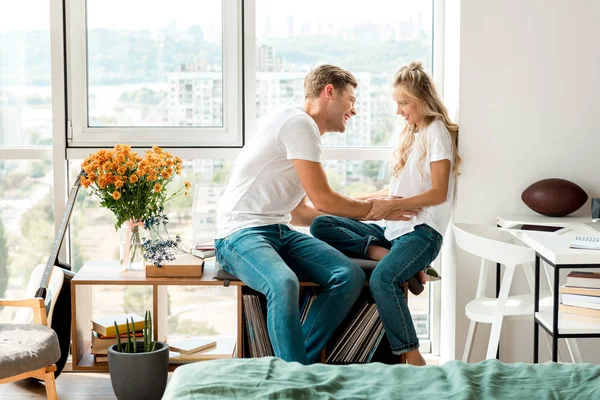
xmin=405 ymin=349 xmax=427 ymax=366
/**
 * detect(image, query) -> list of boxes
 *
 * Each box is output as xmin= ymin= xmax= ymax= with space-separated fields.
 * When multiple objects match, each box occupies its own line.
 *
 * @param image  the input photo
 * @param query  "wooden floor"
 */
xmin=0 ymin=372 xmax=162 ymax=400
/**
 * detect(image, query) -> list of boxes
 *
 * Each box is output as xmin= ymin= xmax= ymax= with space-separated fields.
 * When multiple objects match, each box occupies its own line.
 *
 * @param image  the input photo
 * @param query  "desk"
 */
xmin=71 ymin=260 xmax=325 ymax=371
xmin=497 ymin=214 xmax=600 ymax=363
xmin=71 ymin=260 xmax=247 ymax=371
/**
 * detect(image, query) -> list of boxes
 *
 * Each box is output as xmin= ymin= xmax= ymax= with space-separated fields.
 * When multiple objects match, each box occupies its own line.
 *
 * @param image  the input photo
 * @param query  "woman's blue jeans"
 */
xmin=310 ymin=216 xmax=442 ymax=354
xmin=215 ymin=224 xmax=365 ymax=364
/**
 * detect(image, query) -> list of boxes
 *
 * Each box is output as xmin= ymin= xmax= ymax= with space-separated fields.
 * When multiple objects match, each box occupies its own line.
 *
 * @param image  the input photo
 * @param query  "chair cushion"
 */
xmin=0 ymin=324 xmax=61 ymax=379
xmin=214 ymin=258 xmax=378 ymax=282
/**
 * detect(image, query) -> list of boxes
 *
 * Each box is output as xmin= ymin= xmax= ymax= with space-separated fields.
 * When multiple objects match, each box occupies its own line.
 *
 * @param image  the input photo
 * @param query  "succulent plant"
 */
xmin=114 ymin=310 xmax=156 ymax=353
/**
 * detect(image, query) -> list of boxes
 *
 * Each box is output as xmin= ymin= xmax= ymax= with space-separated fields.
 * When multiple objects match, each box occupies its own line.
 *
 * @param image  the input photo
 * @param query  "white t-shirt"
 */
xmin=384 ymin=119 xmax=455 ymax=241
xmin=216 ymin=107 xmax=321 ymax=239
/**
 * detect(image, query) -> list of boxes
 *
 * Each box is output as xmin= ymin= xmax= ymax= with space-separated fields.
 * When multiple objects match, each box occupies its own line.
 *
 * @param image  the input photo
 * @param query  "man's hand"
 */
xmin=364 ymin=198 xmax=421 ymax=221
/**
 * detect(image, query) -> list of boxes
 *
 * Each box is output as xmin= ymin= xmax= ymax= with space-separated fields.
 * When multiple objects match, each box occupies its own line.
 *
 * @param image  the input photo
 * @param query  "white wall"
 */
xmin=455 ymin=0 xmax=600 ymax=363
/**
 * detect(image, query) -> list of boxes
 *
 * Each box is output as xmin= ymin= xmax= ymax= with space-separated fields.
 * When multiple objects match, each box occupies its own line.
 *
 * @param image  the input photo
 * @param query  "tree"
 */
xmin=0 ymin=216 xmax=9 ymax=298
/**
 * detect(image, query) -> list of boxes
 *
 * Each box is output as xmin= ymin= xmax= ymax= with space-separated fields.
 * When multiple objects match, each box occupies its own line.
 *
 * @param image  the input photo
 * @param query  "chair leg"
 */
xmin=43 ymin=365 xmax=58 ymax=400
xmin=566 ymin=338 xmax=583 ymax=363
xmin=462 ymin=320 xmax=478 ymax=363
xmin=486 ymin=265 xmax=516 ymax=360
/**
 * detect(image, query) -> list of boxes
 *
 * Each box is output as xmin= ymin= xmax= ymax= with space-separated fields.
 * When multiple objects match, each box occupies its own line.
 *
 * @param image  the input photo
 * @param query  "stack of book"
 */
xmin=326 ymin=300 xmax=385 ymax=364
xmin=167 ymin=337 xmax=236 ymax=363
xmin=90 ymin=314 xmax=145 ymax=363
xmin=192 ymin=242 xmax=215 ymax=259
xmin=560 ymin=271 xmax=600 ymax=323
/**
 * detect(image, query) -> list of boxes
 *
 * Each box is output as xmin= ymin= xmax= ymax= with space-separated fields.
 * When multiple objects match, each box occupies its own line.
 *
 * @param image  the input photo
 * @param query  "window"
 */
xmin=0 ymin=0 xmax=53 ymax=148
xmin=0 ymin=1 xmax=55 ymax=323
xmin=3 ymin=0 xmax=440 ymax=348
xmin=253 ymin=0 xmax=435 ymax=345
xmin=253 ymin=0 xmax=433 ymax=149
xmin=66 ymin=0 xmax=242 ymax=147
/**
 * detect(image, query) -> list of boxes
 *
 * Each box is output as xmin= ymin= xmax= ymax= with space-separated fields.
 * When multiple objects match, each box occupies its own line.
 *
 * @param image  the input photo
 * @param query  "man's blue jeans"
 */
xmin=310 ymin=216 xmax=442 ymax=355
xmin=215 ymin=224 xmax=365 ymax=364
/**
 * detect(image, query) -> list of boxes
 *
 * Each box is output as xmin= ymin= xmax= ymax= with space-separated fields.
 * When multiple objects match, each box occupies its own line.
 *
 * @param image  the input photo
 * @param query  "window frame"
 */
xmin=65 ymin=0 xmax=243 ymax=147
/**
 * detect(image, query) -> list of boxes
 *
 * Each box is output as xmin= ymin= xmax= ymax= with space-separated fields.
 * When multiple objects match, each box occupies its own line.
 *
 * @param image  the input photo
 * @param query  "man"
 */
xmin=215 ymin=65 xmax=417 ymax=364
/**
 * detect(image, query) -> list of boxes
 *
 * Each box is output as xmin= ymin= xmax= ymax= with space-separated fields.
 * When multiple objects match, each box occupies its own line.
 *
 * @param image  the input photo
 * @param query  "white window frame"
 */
xmin=65 ymin=0 xmax=243 ymax=147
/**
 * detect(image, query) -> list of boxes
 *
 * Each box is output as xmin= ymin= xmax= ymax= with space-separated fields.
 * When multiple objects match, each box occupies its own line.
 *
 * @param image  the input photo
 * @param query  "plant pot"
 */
xmin=107 ymin=341 xmax=169 ymax=400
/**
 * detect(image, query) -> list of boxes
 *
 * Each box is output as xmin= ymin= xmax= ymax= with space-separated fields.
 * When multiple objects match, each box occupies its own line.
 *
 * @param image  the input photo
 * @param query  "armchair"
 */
xmin=0 ymin=297 xmax=60 ymax=400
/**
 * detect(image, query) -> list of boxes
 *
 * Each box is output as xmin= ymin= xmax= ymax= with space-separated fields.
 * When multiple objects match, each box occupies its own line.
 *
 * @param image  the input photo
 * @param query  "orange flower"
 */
xmin=129 ymin=174 xmax=139 ymax=183
xmin=153 ymin=183 xmax=162 ymax=193
xmin=117 ymin=166 xmax=127 ymax=175
xmin=114 ymin=179 xmax=124 ymax=189
xmin=161 ymin=169 xmax=172 ymax=179
xmin=112 ymin=191 xmax=121 ymax=200
xmin=184 ymin=181 xmax=191 ymax=190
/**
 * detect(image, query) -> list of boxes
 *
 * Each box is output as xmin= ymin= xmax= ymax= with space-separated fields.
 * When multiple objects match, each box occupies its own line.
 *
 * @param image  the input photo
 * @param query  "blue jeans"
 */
xmin=310 ymin=216 xmax=443 ymax=355
xmin=215 ymin=224 xmax=365 ymax=364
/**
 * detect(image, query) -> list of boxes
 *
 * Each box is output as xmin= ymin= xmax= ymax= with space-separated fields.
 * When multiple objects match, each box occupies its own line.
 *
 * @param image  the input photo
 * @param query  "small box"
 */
xmin=145 ymin=254 xmax=204 ymax=278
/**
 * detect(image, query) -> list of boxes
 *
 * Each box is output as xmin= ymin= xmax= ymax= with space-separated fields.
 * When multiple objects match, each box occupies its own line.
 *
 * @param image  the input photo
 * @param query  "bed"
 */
xmin=162 ymin=357 xmax=600 ymax=399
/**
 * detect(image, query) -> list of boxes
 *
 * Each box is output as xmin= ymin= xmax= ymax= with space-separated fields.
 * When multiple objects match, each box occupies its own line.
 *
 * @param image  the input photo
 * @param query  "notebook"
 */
xmin=570 ymin=235 xmax=600 ymax=250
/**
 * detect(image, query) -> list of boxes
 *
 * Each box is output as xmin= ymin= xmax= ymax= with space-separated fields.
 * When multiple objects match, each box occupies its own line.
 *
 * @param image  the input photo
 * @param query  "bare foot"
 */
xmin=405 ymin=349 xmax=427 ymax=366
xmin=367 ymin=245 xmax=390 ymax=261
xmin=416 ymin=270 xmax=426 ymax=284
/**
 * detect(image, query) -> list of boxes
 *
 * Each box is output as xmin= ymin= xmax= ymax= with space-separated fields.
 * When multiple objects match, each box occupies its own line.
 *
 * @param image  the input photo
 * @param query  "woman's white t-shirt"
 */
xmin=384 ymin=119 xmax=455 ymax=241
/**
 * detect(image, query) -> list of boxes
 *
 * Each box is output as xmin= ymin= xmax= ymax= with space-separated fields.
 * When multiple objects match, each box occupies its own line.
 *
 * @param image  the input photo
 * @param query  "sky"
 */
xmin=0 ymin=0 xmax=431 ymax=33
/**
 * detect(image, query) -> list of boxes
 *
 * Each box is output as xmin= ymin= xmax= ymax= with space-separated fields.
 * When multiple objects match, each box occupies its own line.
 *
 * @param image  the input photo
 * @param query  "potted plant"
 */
xmin=107 ymin=311 xmax=169 ymax=400
xmin=80 ymin=145 xmax=191 ymax=270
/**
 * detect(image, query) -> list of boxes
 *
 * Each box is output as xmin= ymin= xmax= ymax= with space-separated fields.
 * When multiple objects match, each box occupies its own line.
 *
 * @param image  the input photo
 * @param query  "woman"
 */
xmin=311 ymin=61 xmax=460 ymax=366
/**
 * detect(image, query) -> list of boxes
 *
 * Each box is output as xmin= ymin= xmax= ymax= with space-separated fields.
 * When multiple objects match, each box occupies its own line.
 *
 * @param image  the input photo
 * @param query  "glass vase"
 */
xmin=120 ymin=221 xmax=147 ymax=271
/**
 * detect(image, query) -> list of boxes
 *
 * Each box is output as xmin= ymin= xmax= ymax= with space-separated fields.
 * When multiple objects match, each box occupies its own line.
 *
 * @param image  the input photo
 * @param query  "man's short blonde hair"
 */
xmin=304 ymin=64 xmax=358 ymax=99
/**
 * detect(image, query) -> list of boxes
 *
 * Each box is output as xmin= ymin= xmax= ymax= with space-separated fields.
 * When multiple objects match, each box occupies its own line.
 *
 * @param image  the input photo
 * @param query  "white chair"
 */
xmin=453 ymin=223 xmax=542 ymax=361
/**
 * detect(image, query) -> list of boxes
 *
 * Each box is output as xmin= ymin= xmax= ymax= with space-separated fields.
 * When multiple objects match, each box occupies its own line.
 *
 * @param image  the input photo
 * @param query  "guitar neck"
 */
xmin=38 ymin=170 xmax=85 ymax=292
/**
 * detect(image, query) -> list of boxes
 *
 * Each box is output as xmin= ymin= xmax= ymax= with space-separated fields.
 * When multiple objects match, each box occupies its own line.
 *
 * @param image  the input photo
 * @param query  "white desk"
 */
xmin=497 ymin=214 xmax=600 ymax=363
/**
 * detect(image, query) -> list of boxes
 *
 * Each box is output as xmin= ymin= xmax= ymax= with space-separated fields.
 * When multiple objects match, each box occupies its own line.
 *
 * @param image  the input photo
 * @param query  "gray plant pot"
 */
xmin=107 ymin=341 xmax=169 ymax=400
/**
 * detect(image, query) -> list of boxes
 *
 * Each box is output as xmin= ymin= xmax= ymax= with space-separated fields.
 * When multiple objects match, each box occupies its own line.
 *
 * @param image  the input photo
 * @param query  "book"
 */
xmin=195 ymin=242 xmax=214 ymax=251
xmin=562 ymin=300 xmax=600 ymax=311
xmin=91 ymin=330 xmax=144 ymax=354
xmin=95 ymin=330 xmax=144 ymax=340
xmin=168 ymin=338 xmax=236 ymax=363
xmin=94 ymin=355 xmax=108 ymax=363
xmin=191 ymin=249 xmax=215 ymax=259
xmin=566 ymin=271 xmax=600 ymax=289
xmin=569 ymin=236 xmax=600 ymax=250
xmin=560 ymin=304 xmax=600 ymax=319
xmin=91 ymin=314 xmax=145 ymax=337
xmin=168 ymin=337 xmax=217 ymax=354
xmin=561 ymin=293 xmax=600 ymax=306
xmin=559 ymin=285 xmax=600 ymax=297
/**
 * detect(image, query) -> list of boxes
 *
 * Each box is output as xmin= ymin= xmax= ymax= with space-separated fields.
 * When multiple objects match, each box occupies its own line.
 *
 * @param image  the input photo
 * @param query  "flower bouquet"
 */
xmin=81 ymin=145 xmax=191 ymax=269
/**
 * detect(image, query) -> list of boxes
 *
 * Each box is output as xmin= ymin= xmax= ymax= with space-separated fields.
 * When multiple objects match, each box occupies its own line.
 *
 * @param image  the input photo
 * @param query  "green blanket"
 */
xmin=162 ymin=357 xmax=600 ymax=399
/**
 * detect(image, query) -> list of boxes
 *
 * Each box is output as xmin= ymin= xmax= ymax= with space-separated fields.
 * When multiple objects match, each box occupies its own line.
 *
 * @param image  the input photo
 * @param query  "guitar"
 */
xmin=29 ymin=170 xmax=85 ymax=377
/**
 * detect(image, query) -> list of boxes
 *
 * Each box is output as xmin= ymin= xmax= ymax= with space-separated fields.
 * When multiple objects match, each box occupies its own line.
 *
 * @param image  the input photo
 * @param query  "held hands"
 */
xmin=364 ymin=197 xmax=421 ymax=221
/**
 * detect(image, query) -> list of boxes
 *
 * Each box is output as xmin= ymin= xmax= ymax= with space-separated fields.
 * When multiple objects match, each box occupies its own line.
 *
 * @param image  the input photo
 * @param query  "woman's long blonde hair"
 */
xmin=391 ymin=61 xmax=461 ymax=178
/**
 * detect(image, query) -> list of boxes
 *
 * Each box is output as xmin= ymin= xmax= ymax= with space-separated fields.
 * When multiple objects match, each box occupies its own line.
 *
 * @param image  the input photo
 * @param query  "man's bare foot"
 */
xmin=405 ymin=349 xmax=427 ymax=366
